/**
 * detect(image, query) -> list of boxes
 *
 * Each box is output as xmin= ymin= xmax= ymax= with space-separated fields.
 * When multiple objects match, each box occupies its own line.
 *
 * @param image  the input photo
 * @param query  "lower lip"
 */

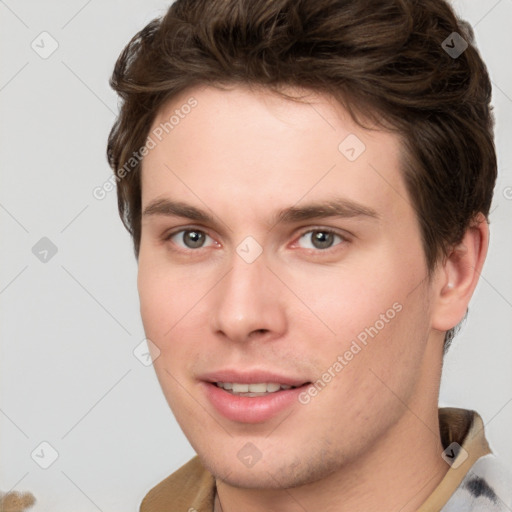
xmin=202 ymin=382 xmax=308 ymax=423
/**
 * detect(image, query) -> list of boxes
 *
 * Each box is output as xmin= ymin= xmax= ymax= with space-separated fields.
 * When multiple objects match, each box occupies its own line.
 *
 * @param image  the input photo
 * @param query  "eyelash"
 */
xmin=163 ymin=226 xmax=350 ymax=255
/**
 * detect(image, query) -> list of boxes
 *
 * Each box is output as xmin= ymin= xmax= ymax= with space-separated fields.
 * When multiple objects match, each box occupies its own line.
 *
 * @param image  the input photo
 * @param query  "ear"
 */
xmin=431 ymin=213 xmax=489 ymax=332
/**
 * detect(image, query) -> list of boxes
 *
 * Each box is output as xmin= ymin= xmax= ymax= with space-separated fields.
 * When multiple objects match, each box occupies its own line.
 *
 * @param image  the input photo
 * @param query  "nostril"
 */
xmin=246 ymin=329 xmax=268 ymax=340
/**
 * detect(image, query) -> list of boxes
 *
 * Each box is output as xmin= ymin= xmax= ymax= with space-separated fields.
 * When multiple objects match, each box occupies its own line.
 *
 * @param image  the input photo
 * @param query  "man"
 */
xmin=107 ymin=0 xmax=511 ymax=510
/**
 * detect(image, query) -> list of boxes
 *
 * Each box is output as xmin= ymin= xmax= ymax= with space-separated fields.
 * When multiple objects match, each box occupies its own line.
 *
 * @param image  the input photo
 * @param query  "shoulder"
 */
xmin=442 ymin=454 xmax=512 ymax=512
xmin=140 ymin=456 xmax=215 ymax=512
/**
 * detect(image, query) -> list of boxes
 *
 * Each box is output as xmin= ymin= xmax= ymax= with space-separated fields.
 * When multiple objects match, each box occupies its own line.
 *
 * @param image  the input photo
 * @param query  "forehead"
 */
xmin=140 ymin=84 xmax=409 ymax=228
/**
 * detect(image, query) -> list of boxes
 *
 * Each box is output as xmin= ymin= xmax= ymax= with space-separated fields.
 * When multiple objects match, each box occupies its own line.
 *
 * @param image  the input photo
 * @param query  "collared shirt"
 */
xmin=140 ymin=408 xmax=512 ymax=511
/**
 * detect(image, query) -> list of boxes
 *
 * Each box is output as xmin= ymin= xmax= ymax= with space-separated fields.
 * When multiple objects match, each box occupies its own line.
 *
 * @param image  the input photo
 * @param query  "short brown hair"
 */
xmin=107 ymin=0 xmax=497 ymax=350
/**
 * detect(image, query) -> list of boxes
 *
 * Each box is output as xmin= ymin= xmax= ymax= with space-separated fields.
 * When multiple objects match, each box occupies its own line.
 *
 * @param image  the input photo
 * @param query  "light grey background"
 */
xmin=0 ymin=1 xmax=511 ymax=510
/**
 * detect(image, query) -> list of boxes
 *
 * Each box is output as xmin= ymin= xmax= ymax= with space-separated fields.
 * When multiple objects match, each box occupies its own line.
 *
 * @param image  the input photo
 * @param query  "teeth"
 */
xmin=248 ymin=383 xmax=267 ymax=393
xmin=216 ymin=382 xmax=294 ymax=395
xmin=266 ymin=383 xmax=280 ymax=392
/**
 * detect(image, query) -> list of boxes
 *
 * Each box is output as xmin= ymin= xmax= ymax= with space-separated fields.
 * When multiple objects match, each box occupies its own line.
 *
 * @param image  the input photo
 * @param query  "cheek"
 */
xmin=284 ymin=258 xmax=405 ymax=345
xmin=337 ymin=290 xmax=430 ymax=406
xmin=137 ymin=252 xmax=185 ymax=343
xmin=137 ymin=241 xmax=187 ymax=319
xmin=301 ymin=297 xmax=430 ymax=440
xmin=137 ymin=264 xmax=166 ymax=338
xmin=137 ymin=255 xmax=211 ymax=367
xmin=137 ymin=260 xmax=202 ymax=406
xmin=293 ymin=252 xmax=429 ymax=383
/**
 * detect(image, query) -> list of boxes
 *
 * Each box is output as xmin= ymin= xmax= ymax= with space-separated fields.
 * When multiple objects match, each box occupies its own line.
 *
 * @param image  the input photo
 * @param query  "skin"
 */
xmin=137 ymin=84 xmax=488 ymax=512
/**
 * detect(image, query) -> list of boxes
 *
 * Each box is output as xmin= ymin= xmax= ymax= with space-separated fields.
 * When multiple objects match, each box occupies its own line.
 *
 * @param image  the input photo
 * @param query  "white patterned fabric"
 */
xmin=441 ymin=454 xmax=512 ymax=511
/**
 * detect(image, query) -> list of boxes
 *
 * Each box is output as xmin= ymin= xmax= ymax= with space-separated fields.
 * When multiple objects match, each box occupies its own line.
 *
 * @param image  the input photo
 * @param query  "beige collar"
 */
xmin=418 ymin=407 xmax=491 ymax=511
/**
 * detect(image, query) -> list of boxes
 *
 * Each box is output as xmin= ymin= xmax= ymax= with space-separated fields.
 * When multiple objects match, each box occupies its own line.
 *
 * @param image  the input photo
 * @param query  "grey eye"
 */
xmin=171 ymin=229 xmax=213 ymax=249
xmin=298 ymin=230 xmax=342 ymax=250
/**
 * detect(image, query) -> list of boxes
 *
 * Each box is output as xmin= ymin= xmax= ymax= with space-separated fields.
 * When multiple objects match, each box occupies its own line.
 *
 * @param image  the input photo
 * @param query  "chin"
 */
xmin=200 ymin=448 xmax=342 ymax=490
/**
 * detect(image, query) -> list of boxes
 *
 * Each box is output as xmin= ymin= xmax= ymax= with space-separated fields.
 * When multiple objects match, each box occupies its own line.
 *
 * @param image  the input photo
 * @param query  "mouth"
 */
xmin=199 ymin=372 xmax=312 ymax=423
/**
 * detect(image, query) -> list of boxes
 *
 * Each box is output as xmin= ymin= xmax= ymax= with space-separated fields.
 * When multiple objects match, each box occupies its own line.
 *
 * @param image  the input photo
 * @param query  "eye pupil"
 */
xmin=312 ymin=231 xmax=334 ymax=249
xmin=183 ymin=230 xmax=205 ymax=248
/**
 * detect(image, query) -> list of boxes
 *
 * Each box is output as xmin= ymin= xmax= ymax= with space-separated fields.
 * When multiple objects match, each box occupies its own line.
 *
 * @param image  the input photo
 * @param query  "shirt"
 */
xmin=139 ymin=408 xmax=512 ymax=511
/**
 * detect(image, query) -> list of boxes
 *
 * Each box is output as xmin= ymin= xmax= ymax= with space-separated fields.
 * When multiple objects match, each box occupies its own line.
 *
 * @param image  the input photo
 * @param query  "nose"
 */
xmin=209 ymin=249 xmax=287 ymax=344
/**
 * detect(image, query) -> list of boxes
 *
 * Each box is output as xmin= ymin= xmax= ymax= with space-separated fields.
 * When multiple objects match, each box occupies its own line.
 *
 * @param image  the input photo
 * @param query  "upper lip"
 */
xmin=199 ymin=369 xmax=310 ymax=387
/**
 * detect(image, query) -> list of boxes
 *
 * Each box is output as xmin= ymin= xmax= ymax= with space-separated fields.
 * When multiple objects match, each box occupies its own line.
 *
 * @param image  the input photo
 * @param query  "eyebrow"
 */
xmin=142 ymin=197 xmax=379 ymax=229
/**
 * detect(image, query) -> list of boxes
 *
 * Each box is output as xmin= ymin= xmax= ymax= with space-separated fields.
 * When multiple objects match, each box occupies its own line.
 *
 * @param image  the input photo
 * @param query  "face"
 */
xmin=137 ymin=84 xmax=439 ymax=488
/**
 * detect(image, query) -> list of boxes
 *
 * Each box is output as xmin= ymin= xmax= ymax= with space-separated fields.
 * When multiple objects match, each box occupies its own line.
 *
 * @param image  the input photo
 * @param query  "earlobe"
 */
xmin=431 ymin=213 xmax=489 ymax=332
